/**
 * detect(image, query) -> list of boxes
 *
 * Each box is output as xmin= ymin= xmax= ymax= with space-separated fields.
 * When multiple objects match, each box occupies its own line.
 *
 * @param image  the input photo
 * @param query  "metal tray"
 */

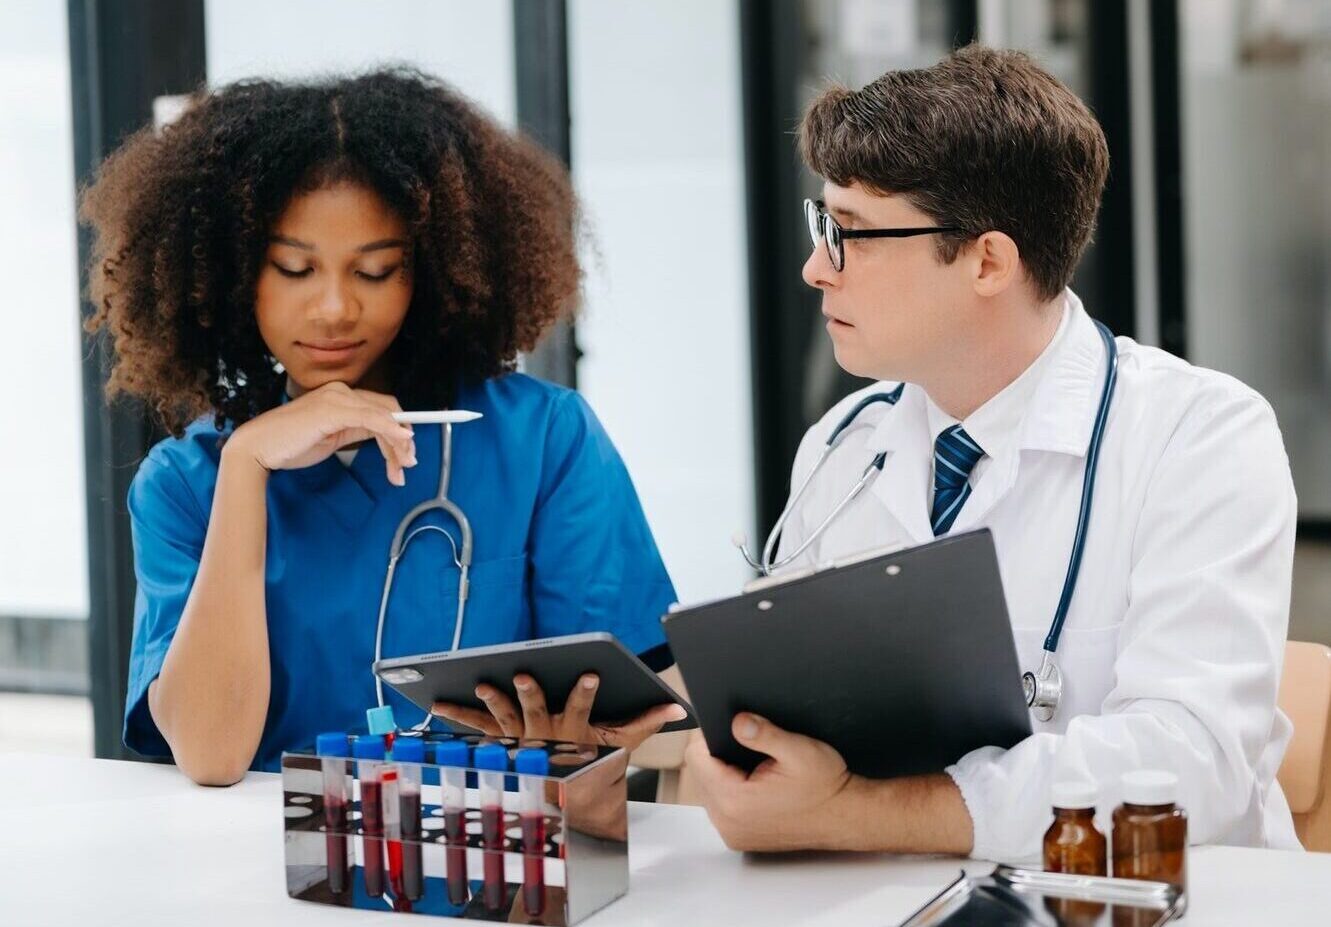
xmin=898 ymin=864 xmax=1184 ymax=926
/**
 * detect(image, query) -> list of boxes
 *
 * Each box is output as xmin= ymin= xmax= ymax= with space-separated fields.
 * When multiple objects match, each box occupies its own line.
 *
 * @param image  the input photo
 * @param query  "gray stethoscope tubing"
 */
xmin=739 ymin=322 xmax=1119 ymax=722
xmin=738 ymin=384 xmax=905 ymax=575
xmin=373 ymin=421 xmax=473 ymax=716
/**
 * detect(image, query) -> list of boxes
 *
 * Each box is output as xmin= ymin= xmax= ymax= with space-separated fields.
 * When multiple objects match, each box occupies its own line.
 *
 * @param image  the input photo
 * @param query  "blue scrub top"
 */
xmin=123 ymin=374 xmax=676 ymax=771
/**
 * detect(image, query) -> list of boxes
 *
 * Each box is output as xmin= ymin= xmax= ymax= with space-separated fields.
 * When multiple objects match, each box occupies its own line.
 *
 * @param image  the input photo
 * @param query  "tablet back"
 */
xmin=663 ymin=529 xmax=1031 ymax=779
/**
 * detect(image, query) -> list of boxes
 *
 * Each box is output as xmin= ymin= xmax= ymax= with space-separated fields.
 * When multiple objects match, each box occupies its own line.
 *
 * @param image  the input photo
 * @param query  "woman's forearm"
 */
xmin=148 ymin=439 xmax=272 ymax=785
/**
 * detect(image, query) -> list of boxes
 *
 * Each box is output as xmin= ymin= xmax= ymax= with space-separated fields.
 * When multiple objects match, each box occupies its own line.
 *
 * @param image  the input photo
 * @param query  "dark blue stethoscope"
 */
xmin=737 ymin=321 xmax=1119 ymax=721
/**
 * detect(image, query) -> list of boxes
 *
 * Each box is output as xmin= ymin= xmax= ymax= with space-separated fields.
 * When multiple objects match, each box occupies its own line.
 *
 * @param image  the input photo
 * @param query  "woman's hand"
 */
xmin=226 ymin=381 xmax=417 ymax=485
xmin=431 ymin=673 xmax=687 ymax=754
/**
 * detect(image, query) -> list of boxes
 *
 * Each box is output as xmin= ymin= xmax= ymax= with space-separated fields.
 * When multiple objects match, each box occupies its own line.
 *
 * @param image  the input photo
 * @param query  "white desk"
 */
xmin=1 ymin=754 xmax=1328 ymax=925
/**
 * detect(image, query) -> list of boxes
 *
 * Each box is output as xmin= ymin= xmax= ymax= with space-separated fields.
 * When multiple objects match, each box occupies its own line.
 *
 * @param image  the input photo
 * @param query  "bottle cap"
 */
xmin=1051 ymin=780 xmax=1097 ymax=810
xmin=514 ymin=747 xmax=551 ymax=776
xmin=352 ymin=735 xmax=386 ymax=761
xmin=1121 ymin=770 xmax=1178 ymax=806
xmin=315 ymin=732 xmax=350 ymax=758
xmin=435 ymin=740 xmax=471 ymax=767
xmin=392 ymin=737 xmax=426 ymax=763
xmin=473 ymin=743 xmax=509 ymax=772
xmin=366 ymin=705 xmax=397 ymax=736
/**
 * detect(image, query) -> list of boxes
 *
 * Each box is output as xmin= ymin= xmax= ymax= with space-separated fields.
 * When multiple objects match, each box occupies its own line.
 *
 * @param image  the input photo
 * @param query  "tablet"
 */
xmin=662 ymin=529 xmax=1031 ymax=779
xmin=374 ymin=632 xmax=697 ymax=734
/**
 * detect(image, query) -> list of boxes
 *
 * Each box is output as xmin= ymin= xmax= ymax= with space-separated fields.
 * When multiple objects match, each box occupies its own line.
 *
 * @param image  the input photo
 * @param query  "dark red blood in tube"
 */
xmin=360 ymin=779 xmax=385 ymax=897
xmin=445 ymin=809 xmax=468 ymax=905
xmin=400 ymin=790 xmax=423 ymax=900
xmin=324 ymin=795 xmax=348 ymax=894
xmin=481 ymin=804 xmax=505 ymax=911
xmin=521 ymin=812 xmax=546 ymax=915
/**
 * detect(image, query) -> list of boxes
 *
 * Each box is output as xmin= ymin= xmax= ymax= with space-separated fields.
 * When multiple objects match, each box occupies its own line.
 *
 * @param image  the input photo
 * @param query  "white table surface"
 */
xmin=1 ymin=754 xmax=1329 ymax=925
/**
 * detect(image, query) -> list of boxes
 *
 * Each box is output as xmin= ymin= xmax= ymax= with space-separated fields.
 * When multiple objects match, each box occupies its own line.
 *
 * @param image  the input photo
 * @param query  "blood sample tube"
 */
xmin=316 ymin=732 xmax=352 ymax=895
xmin=435 ymin=740 xmax=472 ymax=906
xmin=392 ymin=737 xmax=426 ymax=902
xmin=353 ymin=735 xmax=387 ymax=897
xmin=382 ymin=756 xmax=402 ymax=899
xmin=474 ymin=743 xmax=510 ymax=912
xmin=514 ymin=748 xmax=550 ymax=917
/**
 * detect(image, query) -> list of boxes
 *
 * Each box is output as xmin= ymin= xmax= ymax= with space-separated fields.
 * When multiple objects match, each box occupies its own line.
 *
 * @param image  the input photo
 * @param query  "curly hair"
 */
xmin=80 ymin=68 xmax=581 ymax=436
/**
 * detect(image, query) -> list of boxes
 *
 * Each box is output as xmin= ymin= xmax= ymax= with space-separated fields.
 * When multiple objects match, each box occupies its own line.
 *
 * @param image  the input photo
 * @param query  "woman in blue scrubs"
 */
xmin=80 ymin=69 xmax=682 ymax=783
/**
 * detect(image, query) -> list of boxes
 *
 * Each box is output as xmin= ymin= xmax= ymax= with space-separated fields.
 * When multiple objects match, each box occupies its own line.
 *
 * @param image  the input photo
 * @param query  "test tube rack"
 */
xmin=281 ymin=732 xmax=629 ymax=925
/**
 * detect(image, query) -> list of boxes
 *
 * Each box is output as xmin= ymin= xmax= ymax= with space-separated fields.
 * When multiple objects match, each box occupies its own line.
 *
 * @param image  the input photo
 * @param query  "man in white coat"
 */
xmin=687 ymin=44 xmax=1301 ymax=859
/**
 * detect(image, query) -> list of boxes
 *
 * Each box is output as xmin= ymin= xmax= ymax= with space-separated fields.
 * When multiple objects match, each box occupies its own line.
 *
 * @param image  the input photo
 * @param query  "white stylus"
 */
xmin=391 ymin=410 xmax=484 ymax=425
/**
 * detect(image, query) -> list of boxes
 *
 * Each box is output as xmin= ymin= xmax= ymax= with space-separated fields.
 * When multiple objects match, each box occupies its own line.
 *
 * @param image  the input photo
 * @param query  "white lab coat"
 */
xmin=777 ymin=291 xmax=1301 ymax=862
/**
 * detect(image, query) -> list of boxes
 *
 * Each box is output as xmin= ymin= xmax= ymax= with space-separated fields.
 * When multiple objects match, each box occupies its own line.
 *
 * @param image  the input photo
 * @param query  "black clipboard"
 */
xmin=662 ymin=529 xmax=1031 ymax=779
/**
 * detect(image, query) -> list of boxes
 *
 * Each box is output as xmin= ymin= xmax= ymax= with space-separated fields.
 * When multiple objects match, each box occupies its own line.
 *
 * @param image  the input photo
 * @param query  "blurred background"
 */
xmin=1 ymin=0 xmax=1328 ymax=759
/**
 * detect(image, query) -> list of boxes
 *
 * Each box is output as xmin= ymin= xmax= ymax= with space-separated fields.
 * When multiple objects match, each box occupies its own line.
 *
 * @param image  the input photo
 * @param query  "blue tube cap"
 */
xmin=366 ymin=705 xmax=397 ymax=736
xmin=393 ymin=737 xmax=426 ymax=763
xmin=352 ymin=735 xmax=386 ymax=760
xmin=434 ymin=740 xmax=471 ymax=768
xmin=514 ymin=747 xmax=550 ymax=776
xmin=316 ymin=732 xmax=350 ymax=758
xmin=473 ymin=743 xmax=509 ymax=772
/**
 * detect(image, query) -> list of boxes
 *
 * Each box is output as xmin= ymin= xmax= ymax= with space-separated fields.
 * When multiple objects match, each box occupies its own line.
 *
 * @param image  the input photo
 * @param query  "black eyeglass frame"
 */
xmin=804 ymin=198 xmax=968 ymax=271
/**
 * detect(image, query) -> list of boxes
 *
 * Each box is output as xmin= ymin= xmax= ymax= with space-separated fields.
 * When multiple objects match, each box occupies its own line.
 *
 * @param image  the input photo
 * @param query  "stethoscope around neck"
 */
xmin=736 ymin=321 xmax=1120 ymax=722
xmin=373 ymin=420 xmax=475 ymax=724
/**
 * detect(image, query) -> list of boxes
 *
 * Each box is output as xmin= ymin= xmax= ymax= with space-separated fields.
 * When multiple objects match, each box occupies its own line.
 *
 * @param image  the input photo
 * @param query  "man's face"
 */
xmin=802 ymin=182 xmax=972 ymax=384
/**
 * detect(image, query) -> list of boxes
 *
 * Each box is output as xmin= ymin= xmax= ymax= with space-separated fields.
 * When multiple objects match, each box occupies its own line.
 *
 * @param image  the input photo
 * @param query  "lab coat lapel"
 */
xmin=947 ymin=298 xmax=1102 ymax=535
xmin=863 ymin=386 xmax=935 ymax=544
xmin=1017 ymin=298 xmax=1102 ymax=459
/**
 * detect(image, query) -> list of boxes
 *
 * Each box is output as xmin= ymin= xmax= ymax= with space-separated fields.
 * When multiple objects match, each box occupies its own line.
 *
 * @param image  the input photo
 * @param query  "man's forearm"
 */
xmin=820 ymin=773 xmax=974 ymax=854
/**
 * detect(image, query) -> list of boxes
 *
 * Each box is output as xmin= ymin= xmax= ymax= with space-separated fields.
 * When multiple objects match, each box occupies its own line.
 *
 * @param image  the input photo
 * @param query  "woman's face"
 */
xmin=255 ymin=182 xmax=413 ymax=394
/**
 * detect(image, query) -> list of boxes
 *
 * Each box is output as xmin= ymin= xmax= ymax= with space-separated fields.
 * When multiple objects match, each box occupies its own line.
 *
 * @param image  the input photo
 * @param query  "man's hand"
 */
xmin=688 ymin=712 xmax=975 ymax=855
xmin=686 ymin=712 xmax=857 ymax=851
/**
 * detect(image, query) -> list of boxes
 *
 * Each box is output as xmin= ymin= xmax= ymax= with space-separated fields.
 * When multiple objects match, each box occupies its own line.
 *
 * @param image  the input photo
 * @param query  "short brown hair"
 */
xmin=81 ymin=68 xmax=580 ymax=436
xmin=799 ymin=44 xmax=1109 ymax=301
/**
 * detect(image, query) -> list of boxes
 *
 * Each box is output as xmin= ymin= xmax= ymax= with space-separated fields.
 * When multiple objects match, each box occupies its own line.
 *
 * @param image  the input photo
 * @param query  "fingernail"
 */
xmin=737 ymin=715 xmax=759 ymax=740
xmin=581 ymin=675 xmax=598 ymax=690
xmin=515 ymin=677 xmax=531 ymax=691
xmin=475 ymin=686 xmax=490 ymax=700
xmin=404 ymin=451 xmax=418 ymax=467
xmin=666 ymin=705 xmax=687 ymax=721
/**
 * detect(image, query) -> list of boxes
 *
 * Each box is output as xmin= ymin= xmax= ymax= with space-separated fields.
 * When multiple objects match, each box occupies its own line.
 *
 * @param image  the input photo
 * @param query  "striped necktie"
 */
xmin=931 ymin=425 xmax=985 ymax=536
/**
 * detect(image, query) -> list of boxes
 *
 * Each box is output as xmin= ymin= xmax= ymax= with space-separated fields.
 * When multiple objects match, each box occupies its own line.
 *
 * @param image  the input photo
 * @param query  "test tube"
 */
xmin=435 ymin=740 xmax=472 ymax=905
xmin=353 ymin=735 xmax=387 ymax=897
xmin=382 ymin=756 xmax=402 ymax=899
xmin=316 ymin=732 xmax=352 ymax=895
xmin=392 ymin=738 xmax=426 ymax=902
xmin=474 ymin=743 xmax=510 ymax=912
xmin=514 ymin=748 xmax=550 ymax=916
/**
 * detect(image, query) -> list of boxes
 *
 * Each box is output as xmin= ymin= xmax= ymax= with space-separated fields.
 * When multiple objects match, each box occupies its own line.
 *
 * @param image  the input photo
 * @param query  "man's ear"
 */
xmin=969 ymin=230 xmax=1021 ymax=298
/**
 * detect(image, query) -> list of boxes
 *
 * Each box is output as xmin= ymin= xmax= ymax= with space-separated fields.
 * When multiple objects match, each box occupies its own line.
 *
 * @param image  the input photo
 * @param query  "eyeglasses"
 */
xmin=804 ymin=198 xmax=967 ymax=271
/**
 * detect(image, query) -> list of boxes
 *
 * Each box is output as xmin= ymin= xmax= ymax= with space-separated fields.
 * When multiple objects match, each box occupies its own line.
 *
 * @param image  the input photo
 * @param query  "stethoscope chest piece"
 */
xmin=1023 ymin=651 xmax=1063 ymax=722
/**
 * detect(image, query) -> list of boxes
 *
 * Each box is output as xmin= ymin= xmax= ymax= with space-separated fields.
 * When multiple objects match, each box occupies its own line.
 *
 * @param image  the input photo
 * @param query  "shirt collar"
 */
xmin=865 ymin=289 xmax=1107 ymax=462
xmin=923 ymin=292 xmax=1072 ymax=461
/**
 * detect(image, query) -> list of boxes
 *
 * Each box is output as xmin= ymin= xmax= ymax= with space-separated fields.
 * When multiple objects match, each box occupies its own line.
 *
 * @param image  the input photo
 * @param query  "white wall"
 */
xmin=1179 ymin=0 xmax=1331 ymax=517
xmin=569 ymin=0 xmax=755 ymax=604
xmin=205 ymin=0 xmax=515 ymax=125
xmin=0 ymin=2 xmax=87 ymax=619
